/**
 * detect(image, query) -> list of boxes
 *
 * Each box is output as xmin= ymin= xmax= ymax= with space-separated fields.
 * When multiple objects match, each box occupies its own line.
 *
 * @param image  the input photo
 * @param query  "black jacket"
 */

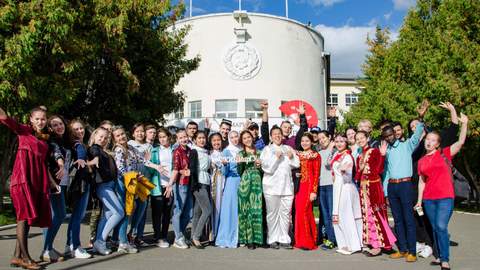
xmin=88 ymin=144 xmax=117 ymax=184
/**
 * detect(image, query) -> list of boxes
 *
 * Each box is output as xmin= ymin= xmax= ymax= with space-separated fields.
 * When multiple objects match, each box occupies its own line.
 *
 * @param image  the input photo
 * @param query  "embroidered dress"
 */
xmin=210 ymin=150 xmax=225 ymax=238
xmin=356 ymin=147 xmax=396 ymax=249
xmin=294 ymin=150 xmax=320 ymax=250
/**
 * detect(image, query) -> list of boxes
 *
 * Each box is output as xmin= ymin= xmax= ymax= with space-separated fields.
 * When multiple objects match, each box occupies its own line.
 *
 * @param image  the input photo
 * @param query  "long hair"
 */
xmin=48 ymin=114 xmax=70 ymax=146
xmin=88 ymin=127 xmax=109 ymax=147
xmin=29 ymin=106 xmax=49 ymax=140
xmin=240 ymin=130 xmax=257 ymax=155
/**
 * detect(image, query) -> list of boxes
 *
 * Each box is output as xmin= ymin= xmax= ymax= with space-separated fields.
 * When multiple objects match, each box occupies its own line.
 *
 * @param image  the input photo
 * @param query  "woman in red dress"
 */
xmin=0 ymin=106 xmax=57 ymax=269
xmin=294 ymin=133 xmax=320 ymax=250
xmin=355 ymin=131 xmax=396 ymax=257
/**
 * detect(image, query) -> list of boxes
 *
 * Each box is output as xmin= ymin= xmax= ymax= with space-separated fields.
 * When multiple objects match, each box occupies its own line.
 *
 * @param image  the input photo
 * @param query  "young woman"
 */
xmin=127 ymin=123 xmax=151 ymax=247
xmin=317 ymin=131 xmax=336 ymax=249
xmin=89 ymin=120 xmax=114 ymax=247
xmin=331 ymin=133 xmax=363 ymax=255
xmin=147 ymin=127 xmax=174 ymax=248
xmin=355 ymin=131 xmax=396 ymax=256
xmin=64 ymin=119 xmax=93 ymax=259
xmin=416 ymin=113 xmax=469 ymax=270
xmin=215 ymin=131 xmax=241 ymax=248
xmin=1 ymin=106 xmax=57 ymax=269
xmin=295 ymin=133 xmax=320 ymax=250
xmin=89 ymin=127 xmax=124 ymax=256
xmin=346 ymin=127 xmax=359 ymax=160
xmin=190 ymin=131 xmax=213 ymax=249
xmin=41 ymin=115 xmax=69 ymax=262
xmin=261 ymin=126 xmax=300 ymax=249
xmin=209 ymin=133 xmax=225 ymax=241
xmin=237 ymin=130 xmax=264 ymax=250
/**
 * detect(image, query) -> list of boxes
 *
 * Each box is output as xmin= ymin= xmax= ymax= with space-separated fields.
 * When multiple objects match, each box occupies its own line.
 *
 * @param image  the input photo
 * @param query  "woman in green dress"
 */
xmin=237 ymin=130 xmax=264 ymax=250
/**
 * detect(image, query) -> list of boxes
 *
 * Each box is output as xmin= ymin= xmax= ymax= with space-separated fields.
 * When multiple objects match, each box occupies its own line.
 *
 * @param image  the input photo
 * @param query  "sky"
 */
xmin=177 ymin=0 xmax=416 ymax=75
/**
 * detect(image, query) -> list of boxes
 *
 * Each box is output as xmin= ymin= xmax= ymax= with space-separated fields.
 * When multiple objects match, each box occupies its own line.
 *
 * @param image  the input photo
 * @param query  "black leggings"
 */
xmin=151 ymin=195 xmax=173 ymax=241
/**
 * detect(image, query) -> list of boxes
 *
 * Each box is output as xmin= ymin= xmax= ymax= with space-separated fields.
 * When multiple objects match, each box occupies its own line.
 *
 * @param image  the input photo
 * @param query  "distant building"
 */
xmin=329 ymin=74 xmax=363 ymax=121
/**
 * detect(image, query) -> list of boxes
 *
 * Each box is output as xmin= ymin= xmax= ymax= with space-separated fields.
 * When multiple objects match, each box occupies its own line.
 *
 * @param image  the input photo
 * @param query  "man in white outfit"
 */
xmin=261 ymin=126 xmax=300 ymax=249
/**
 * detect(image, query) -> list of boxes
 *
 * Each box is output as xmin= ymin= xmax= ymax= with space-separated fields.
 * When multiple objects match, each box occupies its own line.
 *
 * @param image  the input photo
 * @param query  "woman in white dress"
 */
xmin=260 ymin=126 xmax=300 ymax=249
xmin=331 ymin=133 xmax=363 ymax=255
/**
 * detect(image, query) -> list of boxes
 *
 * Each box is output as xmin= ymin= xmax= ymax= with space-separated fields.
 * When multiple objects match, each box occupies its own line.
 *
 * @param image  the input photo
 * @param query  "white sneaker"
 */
xmin=416 ymin=242 xmax=425 ymax=254
xmin=93 ymin=240 xmax=112 ymax=255
xmin=40 ymin=250 xmax=55 ymax=262
xmin=117 ymin=243 xmax=138 ymax=254
xmin=64 ymin=244 xmax=73 ymax=257
xmin=173 ymin=239 xmax=189 ymax=249
xmin=157 ymin=239 xmax=170 ymax=248
xmin=74 ymin=247 xmax=92 ymax=259
xmin=419 ymin=245 xmax=433 ymax=258
xmin=336 ymin=249 xmax=353 ymax=255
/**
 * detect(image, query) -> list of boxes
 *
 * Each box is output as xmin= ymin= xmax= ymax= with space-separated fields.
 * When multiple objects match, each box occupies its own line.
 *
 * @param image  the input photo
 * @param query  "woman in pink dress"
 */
xmin=0 ymin=106 xmax=58 ymax=270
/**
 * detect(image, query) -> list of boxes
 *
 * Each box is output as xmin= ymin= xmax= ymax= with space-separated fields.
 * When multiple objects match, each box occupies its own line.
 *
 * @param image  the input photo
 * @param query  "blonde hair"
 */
xmin=357 ymin=119 xmax=373 ymax=130
xmin=88 ymin=127 xmax=109 ymax=147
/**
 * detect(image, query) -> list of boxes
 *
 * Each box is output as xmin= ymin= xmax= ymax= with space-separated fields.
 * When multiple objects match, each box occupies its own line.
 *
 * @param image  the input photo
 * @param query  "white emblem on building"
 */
xmin=223 ymin=43 xmax=261 ymax=80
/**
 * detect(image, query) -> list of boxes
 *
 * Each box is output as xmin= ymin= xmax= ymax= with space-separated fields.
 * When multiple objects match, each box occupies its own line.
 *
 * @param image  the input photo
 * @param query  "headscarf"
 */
xmin=225 ymin=130 xmax=241 ymax=156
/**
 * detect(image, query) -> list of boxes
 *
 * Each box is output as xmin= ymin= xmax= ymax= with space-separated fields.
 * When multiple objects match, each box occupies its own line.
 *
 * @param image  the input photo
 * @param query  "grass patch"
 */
xmin=0 ymin=208 xmax=16 ymax=226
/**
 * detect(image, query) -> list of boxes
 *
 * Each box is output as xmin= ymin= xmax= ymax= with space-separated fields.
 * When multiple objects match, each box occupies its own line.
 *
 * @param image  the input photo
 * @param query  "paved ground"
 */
xmin=1 ymin=211 xmax=479 ymax=270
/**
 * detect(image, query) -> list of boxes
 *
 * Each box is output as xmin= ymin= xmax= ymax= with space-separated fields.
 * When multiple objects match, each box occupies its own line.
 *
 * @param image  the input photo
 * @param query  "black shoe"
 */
xmin=247 ymin=244 xmax=256 ymax=250
xmin=260 ymin=243 xmax=270 ymax=249
xmin=191 ymin=240 xmax=204 ymax=249
xmin=430 ymin=261 xmax=441 ymax=266
xmin=279 ymin=243 xmax=293 ymax=250
xmin=449 ymin=241 xmax=458 ymax=247
xmin=270 ymin=242 xmax=280 ymax=249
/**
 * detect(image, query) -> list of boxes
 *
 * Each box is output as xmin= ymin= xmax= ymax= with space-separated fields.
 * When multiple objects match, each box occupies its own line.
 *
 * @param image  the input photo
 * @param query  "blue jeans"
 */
xmin=112 ymin=179 xmax=129 ymax=244
xmin=388 ymin=181 xmax=416 ymax=254
xmin=172 ymin=184 xmax=193 ymax=241
xmin=66 ymin=185 xmax=90 ymax=249
xmin=129 ymin=198 xmax=148 ymax=239
xmin=43 ymin=186 xmax=67 ymax=251
xmin=318 ymin=185 xmax=336 ymax=244
xmin=423 ymin=198 xmax=454 ymax=263
xmin=96 ymin=181 xmax=124 ymax=242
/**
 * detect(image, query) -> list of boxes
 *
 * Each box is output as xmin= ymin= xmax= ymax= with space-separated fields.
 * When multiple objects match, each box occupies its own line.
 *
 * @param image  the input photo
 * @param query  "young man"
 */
xmin=186 ymin=121 xmax=198 ymax=148
xmin=219 ymin=119 xmax=232 ymax=149
xmin=393 ymin=122 xmax=405 ymax=141
xmin=246 ymin=101 xmax=270 ymax=150
xmin=165 ymin=129 xmax=193 ymax=249
xmin=380 ymin=100 xmax=429 ymax=263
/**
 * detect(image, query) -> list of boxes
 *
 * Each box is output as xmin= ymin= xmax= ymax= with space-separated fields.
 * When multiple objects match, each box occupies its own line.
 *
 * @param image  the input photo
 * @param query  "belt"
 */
xmin=388 ymin=177 xmax=411 ymax=184
xmin=361 ymin=178 xmax=381 ymax=184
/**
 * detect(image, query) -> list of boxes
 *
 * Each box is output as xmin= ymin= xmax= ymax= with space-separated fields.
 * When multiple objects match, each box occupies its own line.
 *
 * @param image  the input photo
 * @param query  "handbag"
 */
xmin=440 ymin=150 xmax=471 ymax=200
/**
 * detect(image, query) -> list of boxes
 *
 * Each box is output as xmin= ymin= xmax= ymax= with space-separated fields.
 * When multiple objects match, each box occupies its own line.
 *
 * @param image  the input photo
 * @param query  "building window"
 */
xmin=174 ymin=107 xmax=184 ymax=119
xmin=245 ymin=99 xmax=263 ymax=119
xmin=215 ymin=99 xmax=237 ymax=118
xmin=189 ymin=100 xmax=202 ymax=118
xmin=345 ymin=93 xmax=359 ymax=106
xmin=328 ymin=93 xmax=338 ymax=106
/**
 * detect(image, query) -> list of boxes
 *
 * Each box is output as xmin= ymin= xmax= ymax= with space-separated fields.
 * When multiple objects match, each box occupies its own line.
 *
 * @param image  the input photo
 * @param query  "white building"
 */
xmin=166 ymin=11 xmax=329 ymax=130
xmin=328 ymin=73 xmax=363 ymax=121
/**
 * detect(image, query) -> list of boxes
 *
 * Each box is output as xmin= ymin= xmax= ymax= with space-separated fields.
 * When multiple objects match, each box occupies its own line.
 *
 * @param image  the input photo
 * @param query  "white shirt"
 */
xmin=158 ymin=145 xmax=173 ymax=187
xmin=260 ymin=144 xmax=300 ymax=196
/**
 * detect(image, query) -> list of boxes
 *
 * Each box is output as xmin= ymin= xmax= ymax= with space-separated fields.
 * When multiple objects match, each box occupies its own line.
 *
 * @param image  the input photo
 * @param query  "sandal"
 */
xmin=19 ymin=259 xmax=42 ymax=270
xmin=10 ymin=257 xmax=22 ymax=268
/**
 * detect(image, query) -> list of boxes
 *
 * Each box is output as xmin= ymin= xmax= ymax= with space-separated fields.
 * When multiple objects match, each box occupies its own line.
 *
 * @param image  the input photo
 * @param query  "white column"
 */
xmin=190 ymin=0 xmax=193 ymax=17
xmin=285 ymin=0 xmax=289 ymax=18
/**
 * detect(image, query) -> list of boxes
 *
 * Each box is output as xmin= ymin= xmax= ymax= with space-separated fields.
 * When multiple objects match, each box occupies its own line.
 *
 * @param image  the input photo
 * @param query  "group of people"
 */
xmin=0 ymin=99 xmax=468 ymax=270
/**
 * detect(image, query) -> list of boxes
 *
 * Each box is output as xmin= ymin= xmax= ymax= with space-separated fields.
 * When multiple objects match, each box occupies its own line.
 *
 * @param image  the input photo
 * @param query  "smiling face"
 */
xmin=158 ymin=131 xmax=170 ymax=147
xmin=318 ymin=132 xmax=330 ymax=148
xmin=241 ymin=132 xmax=254 ymax=148
xmin=133 ymin=125 xmax=145 ymax=142
xmin=30 ymin=111 xmax=47 ymax=132
xmin=210 ymin=134 xmax=222 ymax=151
xmin=229 ymin=131 xmax=239 ymax=146
xmin=280 ymin=122 xmax=292 ymax=137
xmin=194 ymin=132 xmax=207 ymax=148
xmin=355 ymin=132 xmax=368 ymax=148
xmin=271 ymin=128 xmax=283 ymax=145
xmin=113 ymin=128 xmax=128 ymax=146
xmin=346 ymin=129 xmax=356 ymax=145
xmin=94 ymin=129 xmax=109 ymax=147
xmin=71 ymin=122 xmax=85 ymax=141
xmin=334 ymin=136 xmax=348 ymax=151
xmin=382 ymin=128 xmax=396 ymax=145
xmin=301 ymin=135 xmax=312 ymax=151
xmin=424 ymin=132 xmax=441 ymax=152
xmin=394 ymin=125 xmax=404 ymax=140
xmin=176 ymin=130 xmax=188 ymax=147
xmin=220 ymin=123 xmax=231 ymax=139
xmin=49 ymin=117 xmax=65 ymax=137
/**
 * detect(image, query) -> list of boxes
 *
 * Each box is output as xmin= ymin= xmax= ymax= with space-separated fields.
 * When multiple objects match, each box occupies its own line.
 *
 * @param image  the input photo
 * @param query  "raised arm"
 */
xmin=327 ymin=107 xmax=337 ymax=137
xmin=261 ymin=101 xmax=270 ymax=145
xmin=450 ymin=113 xmax=468 ymax=156
xmin=295 ymin=104 xmax=308 ymax=150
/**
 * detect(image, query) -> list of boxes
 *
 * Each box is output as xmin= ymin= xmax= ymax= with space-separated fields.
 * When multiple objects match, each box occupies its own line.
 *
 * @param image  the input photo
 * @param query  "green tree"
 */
xmin=0 ymin=0 xmax=199 ymax=210
xmin=345 ymin=0 xmax=480 ymax=200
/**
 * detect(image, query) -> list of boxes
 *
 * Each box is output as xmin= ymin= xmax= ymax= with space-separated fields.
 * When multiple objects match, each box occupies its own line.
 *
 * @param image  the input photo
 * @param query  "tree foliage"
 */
xmin=0 ymin=0 xmax=200 ymax=209
xmin=344 ymin=0 xmax=480 ymax=187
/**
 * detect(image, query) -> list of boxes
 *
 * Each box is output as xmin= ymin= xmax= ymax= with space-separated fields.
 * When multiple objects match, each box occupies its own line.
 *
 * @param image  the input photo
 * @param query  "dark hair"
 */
xmin=68 ymin=118 xmax=86 ymax=144
xmin=240 ymin=130 xmax=257 ymax=153
xmin=379 ymin=119 xmax=393 ymax=129
xmin=131 ymin=123 xmax=145 ymax=135
xmin=193 ymin=130 xmax=207 ymax=141
xmin=280 ymin=120 xmax=292 ymax=126
xmin=392 ymin=122 xmax=402 ymax=129
xmin=30 ymin=106 xmax=47 ymax=116
xmin=208 ymin=132 xmax=222 ymax=145
xmin=334 ymin=132 xmax=347 ymax=139
xmin=270 ymin=125 xmax=282 ymax=136
xmin=301 ymin=132 xmax=314 ymax=143
xmin=381 ymin=125 xmax=394 ymax=135
xmin=186 ymin=121 xmax=198 ymax=128
xmin=48 ymin=114 xmax=70 ymax=144
xmin=346 ymin=126 xmax=357 ymax=134
xmin=318 ymin=130 xmax=330 ymax=138
xmin=157 ymin=127 xmax=172 ymax=138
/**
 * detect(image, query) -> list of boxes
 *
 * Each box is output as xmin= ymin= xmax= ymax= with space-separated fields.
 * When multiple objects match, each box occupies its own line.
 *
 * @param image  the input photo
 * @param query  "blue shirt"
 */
xmin=383 ymin=122 xmax=424 ymax=195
